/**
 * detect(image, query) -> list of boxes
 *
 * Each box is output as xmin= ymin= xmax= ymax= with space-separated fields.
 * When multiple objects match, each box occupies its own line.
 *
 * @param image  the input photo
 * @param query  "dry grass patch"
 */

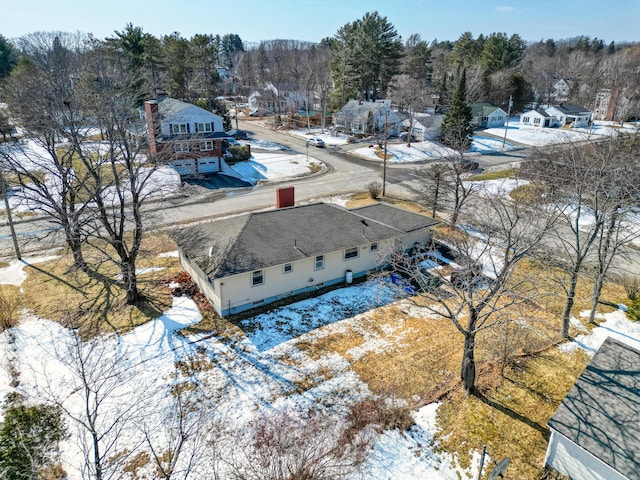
xmin=436 ymin=348 xmax=589 ymax=480
xmin=20 ymin=233 xmax=182 ymax=336
xmin=467 ymin=168 xmax=519 ymax=181
xmin=344 ymin=193 xmax=378 ymax=209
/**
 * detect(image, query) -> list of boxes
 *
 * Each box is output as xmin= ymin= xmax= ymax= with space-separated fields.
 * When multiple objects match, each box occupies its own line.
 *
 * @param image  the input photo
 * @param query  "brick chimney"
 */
xmin=276 ymin=186 xmax=295 ymax=208
xmin=145 ymin=100 xmax=160 ymax=155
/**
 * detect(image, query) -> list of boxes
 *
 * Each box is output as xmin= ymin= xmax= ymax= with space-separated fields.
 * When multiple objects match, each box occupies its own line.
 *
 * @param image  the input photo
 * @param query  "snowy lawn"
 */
xmin=2 ymin=236 xmax=639 ymax=478
xmin=221 ymin=150 xmax=324 ymax=185
xmin=288 ymin=127 xmax=350 ymax=146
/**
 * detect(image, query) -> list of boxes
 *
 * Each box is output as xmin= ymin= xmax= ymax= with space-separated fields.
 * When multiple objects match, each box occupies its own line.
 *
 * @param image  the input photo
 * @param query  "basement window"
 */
xmin=283 ymin=263 xmax=293 ymax=273
xmin=370 ymin=242 xmax=378 ymax=252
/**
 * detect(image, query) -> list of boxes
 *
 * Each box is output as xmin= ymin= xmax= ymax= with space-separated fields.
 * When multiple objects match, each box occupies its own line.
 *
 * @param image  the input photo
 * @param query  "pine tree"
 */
xmin=440 ymin=69 xmax=473 ymax=152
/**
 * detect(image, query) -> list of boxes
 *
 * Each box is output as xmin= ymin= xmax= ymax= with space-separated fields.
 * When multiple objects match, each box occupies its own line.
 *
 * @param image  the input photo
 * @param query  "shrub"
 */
xmin=228 ymin=145 xmax=251 ymax=161
xmin=626 ymin=296 xmax=640 ymax=322
xmin=621 ymin=274 xmax=640 ymax=300
xmin=367 ymin=181 xmax=382 ymax=199
xmin=0 ymin=398 xmax=67 ymax=479
xmin=0 ymin=290 xmax=19 ymax=332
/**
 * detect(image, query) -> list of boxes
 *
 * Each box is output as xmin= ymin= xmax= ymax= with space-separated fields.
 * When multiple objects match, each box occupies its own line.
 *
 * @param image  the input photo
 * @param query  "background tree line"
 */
xmin=1 ymin=12 xmax=639 ymax=120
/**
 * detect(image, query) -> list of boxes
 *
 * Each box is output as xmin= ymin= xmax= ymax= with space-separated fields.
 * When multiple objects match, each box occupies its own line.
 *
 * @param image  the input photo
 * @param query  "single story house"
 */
xmin=173 ymin=201 xmax=439 ymax=317
xmin=520 ymin=104 xmax=592 ymax=128
xmin=397 ymin=113 xmax=443 ymax=141
xmin=521 ymin=108 xmax=553 ymax=128
xmin=546 ymin=103 xmax=593 ymax=128
xmin=544 ymin=337 xmax=640 ymax=480
xmin=144 ymin=95 xmax=229 ymax=176
xmin=334 ymin=100 xmax=401 ymax=136
xmin=470 ymin=103 xmax=507 ymax=129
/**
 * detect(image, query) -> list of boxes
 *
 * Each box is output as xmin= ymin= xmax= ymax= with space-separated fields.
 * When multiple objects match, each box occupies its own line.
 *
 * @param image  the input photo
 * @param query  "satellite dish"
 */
xmin=489 ymin=458 xmax=510 ymax=480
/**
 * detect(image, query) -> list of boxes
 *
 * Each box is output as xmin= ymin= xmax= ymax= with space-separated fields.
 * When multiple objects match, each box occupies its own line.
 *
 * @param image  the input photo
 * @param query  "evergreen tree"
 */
xmin=329 ymin=11 xmax=402 ymax=103
xmin=440 ymin=69 xmax=473 ymax=152
xmin=0 ymin=34 xmax=18 ymax=79
xmin=0 ymin=397 xmax=66 ymax=479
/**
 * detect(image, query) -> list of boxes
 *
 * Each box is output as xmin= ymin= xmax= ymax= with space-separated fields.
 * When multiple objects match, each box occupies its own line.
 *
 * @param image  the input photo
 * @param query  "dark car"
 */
xmin=225 ymin=129 xmax=249 ymax=140
xmin=455 ymin=159 xmax=480 ymax=172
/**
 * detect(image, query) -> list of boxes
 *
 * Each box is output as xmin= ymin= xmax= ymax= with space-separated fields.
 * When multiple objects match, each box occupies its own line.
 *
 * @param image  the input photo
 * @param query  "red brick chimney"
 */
xmin=145 ymin=100 xmax=160 ymax=155
xmin=276 ymin=186 xmax=295 ymax=208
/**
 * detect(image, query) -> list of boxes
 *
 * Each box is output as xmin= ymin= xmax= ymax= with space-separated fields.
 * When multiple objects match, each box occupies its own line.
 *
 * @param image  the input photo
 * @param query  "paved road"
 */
xmin=0 ymin=121 xmax=558 ymax=258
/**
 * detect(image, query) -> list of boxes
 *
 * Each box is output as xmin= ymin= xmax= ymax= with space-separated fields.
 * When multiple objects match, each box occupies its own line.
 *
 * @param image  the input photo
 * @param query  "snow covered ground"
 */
xmin=222 ymin=151 xmax=323 ymax=185
xmin=2 ymin=252 xmax=639 ymax=479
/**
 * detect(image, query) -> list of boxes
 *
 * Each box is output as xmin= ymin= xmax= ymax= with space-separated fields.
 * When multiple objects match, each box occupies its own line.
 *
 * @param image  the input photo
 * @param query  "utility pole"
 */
xmin=382 ymin=109 xmax=388 ymax=197
xmin=0 ymin=174 xmax=21 ymax=260
xmin=502 ymin=95 xmax=512 ymax=148
xmin=476 ymin=445 xmax=487 ymax=480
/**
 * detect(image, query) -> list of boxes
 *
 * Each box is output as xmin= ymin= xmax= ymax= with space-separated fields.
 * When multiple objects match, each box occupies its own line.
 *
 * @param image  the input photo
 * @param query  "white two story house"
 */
xmin=145 ymin=95 xmax=228 ymax=176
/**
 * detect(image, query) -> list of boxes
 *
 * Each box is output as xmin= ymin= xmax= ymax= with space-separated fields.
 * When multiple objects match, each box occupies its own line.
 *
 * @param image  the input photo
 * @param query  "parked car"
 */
xmin=399 ymin=132 xmax=416 ymax=142
xmin=249 ymin=108 xmax=274 ymax=117
xmin=455 ymin=159 xmax=480 ymax=173
xmin=225 ymin=129 xmax=248 ymax=140
xmin=307 ymin=137 xmax=325 ymax=148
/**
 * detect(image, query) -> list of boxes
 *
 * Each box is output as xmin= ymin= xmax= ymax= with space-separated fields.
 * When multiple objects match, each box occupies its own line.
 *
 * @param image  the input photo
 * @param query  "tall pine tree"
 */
xmin=440 ymin=69 xmax=473 ymax=153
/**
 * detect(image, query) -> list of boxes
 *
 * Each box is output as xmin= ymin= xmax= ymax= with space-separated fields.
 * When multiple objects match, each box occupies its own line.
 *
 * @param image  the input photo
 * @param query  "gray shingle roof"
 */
xmin=335 ymin=100 xmax=387 ymax=121
xmin=351 ymin=203 xmax=439 ymax=233
xmin=552 ymin=103 xmax=592 ymax=115
xmin=548 ymin=337 xmax=640 ymax=480
xmin=173 ymin=203 xmax=438 ymax=278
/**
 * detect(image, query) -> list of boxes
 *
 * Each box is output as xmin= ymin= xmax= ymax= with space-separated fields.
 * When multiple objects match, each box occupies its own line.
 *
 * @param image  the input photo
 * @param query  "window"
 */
xmin=283 ymin=263 xmax=292 ymax=273
xmin=315 ymin=255 xmax=324 ymax=270
xmin=171 ymin=123 xmax=189 ymax=134
xmin=522 ymin=116 xmax=530 ymax=123
xmin=370 ymin=242 xmax=378 ymax=252
xmin=196 ymin=122 xmax=213 ymax=133
xmin=173 ymin=143 xmax=189 ymax=153
xmin=200 ymin=141 xmax=214 ymax=151
xmin=344 ymin=247 xmax=359 ymax=260
xmin=251 ymin=270 xmax=264 ymax=286
xmin=534 ymin=117 xmax=541 ymax=125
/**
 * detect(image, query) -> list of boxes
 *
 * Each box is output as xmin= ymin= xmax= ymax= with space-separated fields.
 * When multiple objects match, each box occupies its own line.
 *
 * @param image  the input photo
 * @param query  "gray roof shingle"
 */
xmin=547 ymin=337 xmax=640 ymax=480
xmin=173 ymin=203 xmax=438 ymax=278
xmin=352 ymin=203 xmax=439 ymax=233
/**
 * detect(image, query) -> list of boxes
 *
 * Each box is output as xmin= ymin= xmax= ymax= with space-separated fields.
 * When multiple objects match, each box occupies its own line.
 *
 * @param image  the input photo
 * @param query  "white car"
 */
xmin=307 ymin=137 xmax=325 ymax=148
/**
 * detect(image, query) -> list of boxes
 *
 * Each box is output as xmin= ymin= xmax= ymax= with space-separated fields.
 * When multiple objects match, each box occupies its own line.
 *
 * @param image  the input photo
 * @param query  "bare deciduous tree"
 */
xmin=387 ymin=177 xmax=556 ymax=395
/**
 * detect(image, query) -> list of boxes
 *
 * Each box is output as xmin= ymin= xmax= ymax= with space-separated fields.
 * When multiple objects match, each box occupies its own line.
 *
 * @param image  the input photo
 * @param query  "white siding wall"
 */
xmin=179 ymin=249 xmax=221 ymax=312
xmin=161 ymin=106 xmax=224 ymax=136
xmin=217 ymin=240 xmax=393 ymax=313
xmin=544 ymin=430 xmax=629 ymax=480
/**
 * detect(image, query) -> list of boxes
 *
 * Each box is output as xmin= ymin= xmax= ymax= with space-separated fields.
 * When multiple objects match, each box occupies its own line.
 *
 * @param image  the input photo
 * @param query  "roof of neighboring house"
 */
xmin=335 ymin=100 xmax=390 ymax=121
xmin=550 ymin=104 xmax=592 ymax=116
xmin=174 ymin=202 xmax=439 ymax=279
xmin=149 ymin=96 xmax=222 ymax=122
xmin=523 ymin=108 xmax=552 ymax=118
xmin=470 ymin=103 xmax=504 ymax=117
xmin=547 ymin=337 xmax=640 ymax=480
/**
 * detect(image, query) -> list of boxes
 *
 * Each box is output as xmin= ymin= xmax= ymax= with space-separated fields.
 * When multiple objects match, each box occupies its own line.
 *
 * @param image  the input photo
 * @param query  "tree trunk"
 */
xmin=432 ymin=174 xmax=440 ymax=218
xmin=461 ymin=332 xmax=476 ymax=396
xmin=121 ymin=261 xmax=139 ymax=305
xmin=561 ymin=267 xmax=580 ymax=337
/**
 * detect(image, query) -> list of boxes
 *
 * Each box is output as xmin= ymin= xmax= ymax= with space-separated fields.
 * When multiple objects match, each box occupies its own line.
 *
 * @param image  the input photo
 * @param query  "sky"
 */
xmin=3 ymin=0 xmax=639 ymax=45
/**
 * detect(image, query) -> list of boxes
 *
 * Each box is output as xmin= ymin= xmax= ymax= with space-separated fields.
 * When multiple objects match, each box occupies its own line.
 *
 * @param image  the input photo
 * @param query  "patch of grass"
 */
xmin=20 ymin=232 xmax=181 ymax=336
xmin=467 ymin=168 xmax=519 ymax=181
xmin=308 ymin=162 xmax=323 ymax=174
xmin=373 ymin=147 xmax=393 ymax=161
xmin=0 ymin=260 xmax=10 ymax=269
xmin=436 ymin=348 xmax=589 ymax=480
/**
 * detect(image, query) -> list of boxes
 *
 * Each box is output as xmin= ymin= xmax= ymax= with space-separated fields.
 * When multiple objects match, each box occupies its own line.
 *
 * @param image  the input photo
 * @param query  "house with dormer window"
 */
xmin=144 ymin=95 xmax=228 ymax=176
